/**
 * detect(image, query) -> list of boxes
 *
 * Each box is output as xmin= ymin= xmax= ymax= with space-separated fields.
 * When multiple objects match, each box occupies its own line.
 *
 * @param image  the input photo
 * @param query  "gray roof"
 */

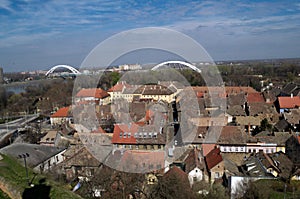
xmin=0 ymin=143 xmax=65 ymax=167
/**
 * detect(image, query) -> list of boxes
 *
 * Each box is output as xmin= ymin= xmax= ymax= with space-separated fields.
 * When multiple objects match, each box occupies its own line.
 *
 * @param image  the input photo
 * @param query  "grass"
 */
xmin=0 ymin=154 xmax=82 ymax=199
xmin=250 ymin=179 xmax=300 ymax=199
xmin=0 ymin=189 xmax=10 ymax=199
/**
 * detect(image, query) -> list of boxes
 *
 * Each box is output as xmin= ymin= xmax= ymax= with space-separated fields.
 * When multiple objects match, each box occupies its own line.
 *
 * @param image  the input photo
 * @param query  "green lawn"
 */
xmin=246 ymin=179 xmax=300 ymax=199
xmin=0 ymin=154 xmax=82 ymax=199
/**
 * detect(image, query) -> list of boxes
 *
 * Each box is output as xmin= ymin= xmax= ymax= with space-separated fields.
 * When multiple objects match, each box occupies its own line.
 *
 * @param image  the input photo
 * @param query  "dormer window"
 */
xmin=119 ymin=133 xmax=122 ymax=138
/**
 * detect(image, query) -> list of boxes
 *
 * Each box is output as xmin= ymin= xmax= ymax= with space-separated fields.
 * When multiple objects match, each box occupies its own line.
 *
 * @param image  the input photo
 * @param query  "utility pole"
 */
xmin=19 ymin=153 xmax=30 ymax=185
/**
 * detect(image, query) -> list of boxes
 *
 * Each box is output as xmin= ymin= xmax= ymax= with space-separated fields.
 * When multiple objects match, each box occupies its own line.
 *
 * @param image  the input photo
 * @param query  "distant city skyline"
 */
xmin=0 ymin=0 xmax=300 ymax=72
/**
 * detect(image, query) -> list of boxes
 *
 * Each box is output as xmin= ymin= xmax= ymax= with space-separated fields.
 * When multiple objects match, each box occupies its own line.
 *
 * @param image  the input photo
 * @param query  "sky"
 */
xmin=0 ymin=0 xmax=300 ymax=72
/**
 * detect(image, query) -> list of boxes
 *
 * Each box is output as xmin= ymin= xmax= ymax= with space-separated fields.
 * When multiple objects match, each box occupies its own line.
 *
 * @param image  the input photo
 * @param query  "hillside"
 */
xmin=0 ymin=154 xmax=82 ymax=199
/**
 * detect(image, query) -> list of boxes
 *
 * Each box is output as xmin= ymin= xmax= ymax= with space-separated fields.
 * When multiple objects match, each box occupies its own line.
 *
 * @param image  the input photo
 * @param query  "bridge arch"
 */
xmin=45 ymin=65 xmax=81 ymax=76
xmin=151 ymin=61 xmax=201 ymax=73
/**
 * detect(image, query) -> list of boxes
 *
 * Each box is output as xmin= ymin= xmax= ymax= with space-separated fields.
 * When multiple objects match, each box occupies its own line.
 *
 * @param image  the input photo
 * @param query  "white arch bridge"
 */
xmin=151 ymin=61 xmax=201 ymax=73
xmin=45 ymin=65 xmax=81 ymax=76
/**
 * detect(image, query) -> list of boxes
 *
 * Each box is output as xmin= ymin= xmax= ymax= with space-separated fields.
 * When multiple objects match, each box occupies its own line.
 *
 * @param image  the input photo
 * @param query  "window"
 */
xmin=235 ymin=147 xmax=238 ymax=152
xmin=123 ymin=132 xmax=127 ymax=138
xmin=119 ymin=133 xmax=122 ymax=138
xmin=144 ymin=132 xmax=148 ymax=138
xmin=128 ymin=133 xmax=131 ymax=138
xmin=134 ymin=133 xmax=138 ymax=138
xmin=215 ymin=172 xmax=220 ymax=179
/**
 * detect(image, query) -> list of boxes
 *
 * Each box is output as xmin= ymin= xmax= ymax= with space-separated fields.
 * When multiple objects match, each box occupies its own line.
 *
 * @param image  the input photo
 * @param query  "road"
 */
xmin=0 ymin=114 xmax=39 ymax=147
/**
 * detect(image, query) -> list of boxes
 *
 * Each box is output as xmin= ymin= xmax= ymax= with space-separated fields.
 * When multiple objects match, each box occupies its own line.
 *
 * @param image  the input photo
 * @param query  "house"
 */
xmin=107 ymin=81 xmax=131 ymax=102
xmin=235 ymin=115 xmax=262 ymax=134
xmin=274 ymin=119 xmax=290 ymax=132
xmin=0 ymin=143 xmax=66 ymax=173
xmin=277 ymin=96 xmax=300 ymax=113
xmin=218 ymin=126 xmax=247 ymax=153
xmin=39 ymin=130 xmax=61 ymax=146
xmin=192 ymin=86 xmax=258 ymax=99
xmin=163 ymin=166 xmax=191 ymax=190
xmin=50 ymin=106 xmax=72 ymax=126
xmin=184 ymin=148 xmax=209 ymax=185
xmin=158 ymin=81 xmax=185 ymax=96
xmin=205 ymin=147 xmax=224 ymax=183
xmin=241 ymin=152 xmax=274 ymax=177
xmin=62 ymin=146 xmax=101 ymax=181
xmin=117 ymin=150 xmax=165 ymax=173
xmin=75 ymin=88 xmax=110 ymax=105
xmin=111 ymin=123 xmax=166 ymax=151
xmin=283 ymin=109 xmax=300 ymax=131
xmin=133 ymin=84 xmax=176 ymax=103
xmin=280 ymin=83 xmax=300 ymax=97
xmin=226 ymin=93 xmax=246 ymax=116
xmin=241 ymin=152 xmax=293 ymax=180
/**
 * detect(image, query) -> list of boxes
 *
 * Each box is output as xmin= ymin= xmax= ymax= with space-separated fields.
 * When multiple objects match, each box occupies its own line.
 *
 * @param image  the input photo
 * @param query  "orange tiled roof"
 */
xmin=51 ymin=107 xmax=69 ymax=118
xmin=278 ymin=96 xmax=300 ymax=109
xmin=205 ymin=147 xmax=223 ymax=170
xmin=76 ymin=88 xmax=109 ymax=99
xmin=108 ymin=81 xmax=130 ymax=92
xmin=247 ymin=93 xmax=265 ymax=103
xmin=111 ymin=124 xmax=138 ymax=144
xmin=202 ymin=143 xmax=216 ymax=156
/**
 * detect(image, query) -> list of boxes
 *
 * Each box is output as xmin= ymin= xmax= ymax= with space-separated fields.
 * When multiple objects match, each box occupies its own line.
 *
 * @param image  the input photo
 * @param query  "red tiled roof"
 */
xmin=108 ymin=81 xmax=130 ymax=92
xmin=145 ymin=110 xmax=154 ymax=122
xmin=119 ymin=150 xmax=165 ymax=172
xmin=193 ymin=86 xmax=258 ymax=96
xmin=76 ymin=88 xmax=109 ymax=99
xmin=278 ymin=96 xmax=300 ymax=109
xmin=205 ymin=147 xmax=223 ymax=170
xmin=51 ymin=107 xmax=69 ymax=118
xmin=202 ymin=143 xmax=216 ymax=156
xmin=111 ymin=123 xmax=139 ymax=144
xmin=165 ymin=166 xmax=188 ymax=179
xmin=247 ymin=93 xmax=265 ymax=103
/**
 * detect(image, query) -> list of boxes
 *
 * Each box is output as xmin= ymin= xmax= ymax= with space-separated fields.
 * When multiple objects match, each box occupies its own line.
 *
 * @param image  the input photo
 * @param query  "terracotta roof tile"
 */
xmin=164 ymin=166 xmax=189 ymax=184
xmin=247 ymin=93 xmax=265 ymax=103
xmin=51 ymin=107 xmax=70 ymax=117
xmin=108 ymin=81 xmax=131 ymax=92
xmin=76 ymin=88 xmax=109 ymax=99
xmin=205 ymin=147 xmax=223 ymax=170
xmin=202 ymin=143 xmax=216 ymax=156
xmin=118 ymin=150 xmax=165 ymax=173
xmin=111 ymin=124 xmax=138 ymax=144
xmin=278 ymin=96 xmax=300 ymax=109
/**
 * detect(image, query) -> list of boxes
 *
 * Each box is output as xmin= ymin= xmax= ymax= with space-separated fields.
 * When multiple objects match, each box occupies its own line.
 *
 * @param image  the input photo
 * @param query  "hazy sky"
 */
xmin=0 ymin=0 xmax=300 ymax=72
